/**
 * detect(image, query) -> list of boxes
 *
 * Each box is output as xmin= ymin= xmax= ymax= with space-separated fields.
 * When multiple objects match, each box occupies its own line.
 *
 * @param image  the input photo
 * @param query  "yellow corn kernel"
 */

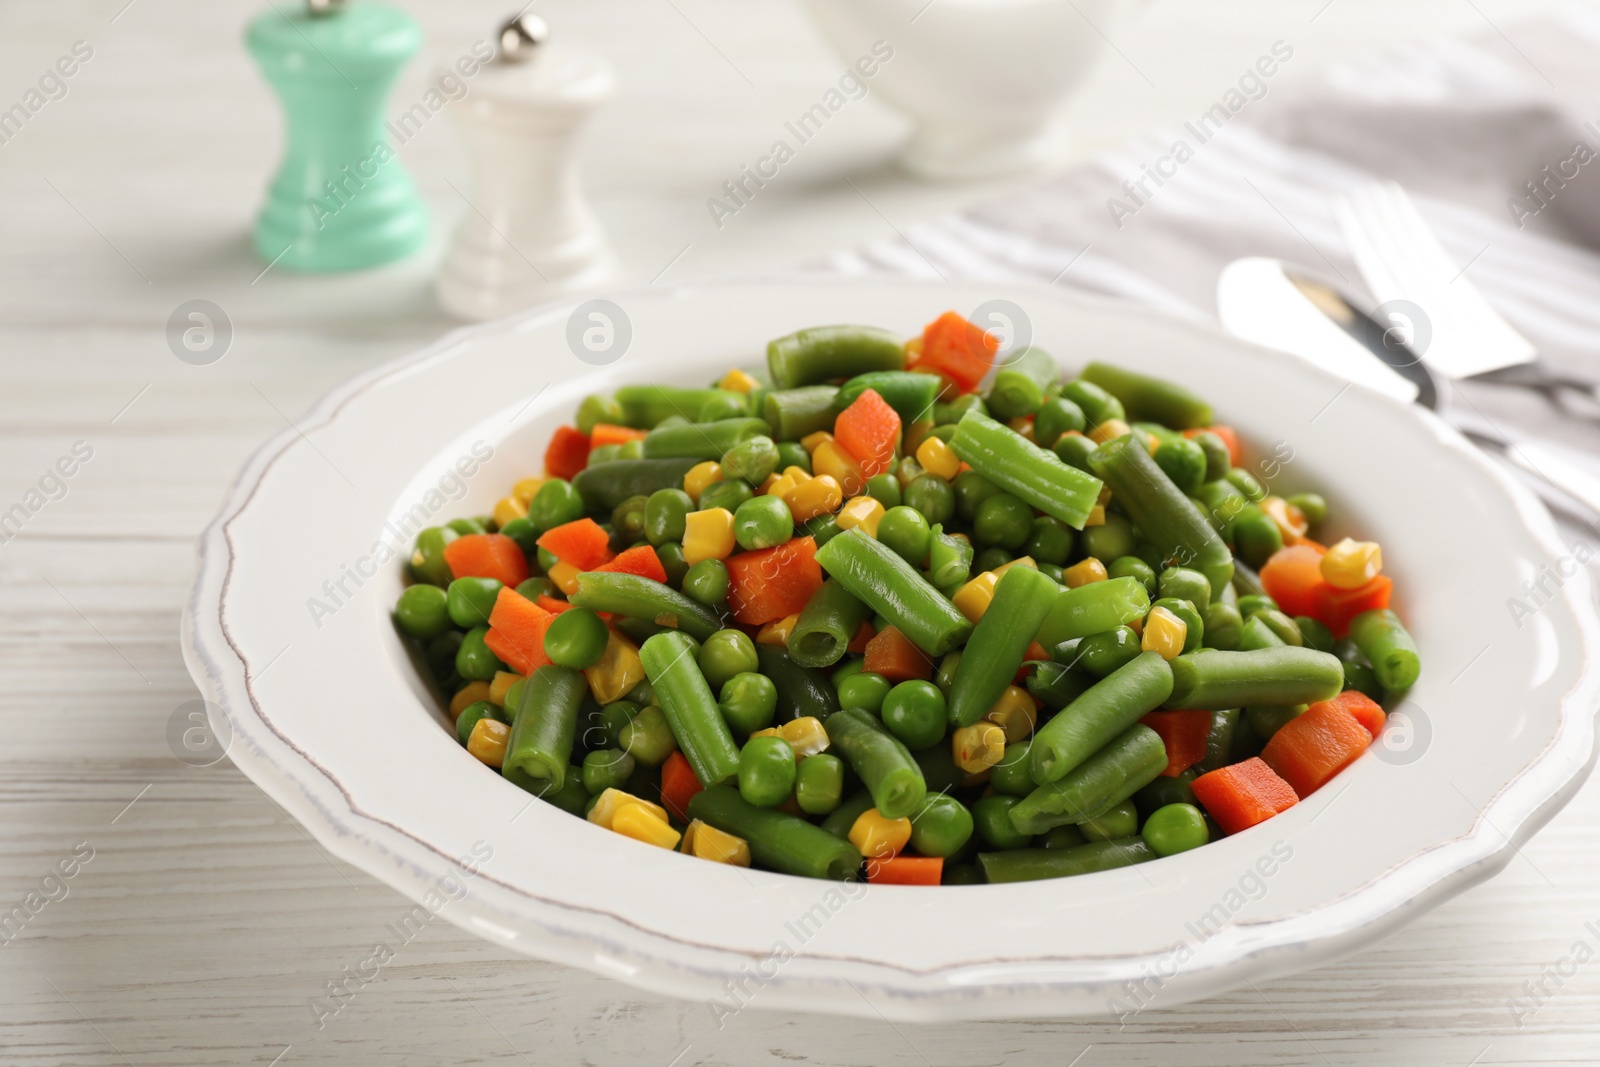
xmin=985 ymin=686 xmax=1039 ymax=744
xmin=1083 ymin=504 xmax=1107 ymax=527
xmin=777 ymin=716 xmax=830 ymax=758
xmin=612 ymin=802 xmax=682 ymax=850
xmin=1321 ymin=537 xmax=1383 ymax=589
xmin=756 ymin=613 xmax=800 ymax=646
xmin=848 ymin=809 xmax=912 ymax=859
xmin=493 ymin=494 xmax=529 ymax=528
xmin=904 ymin=336 xmax=924 ymax=362
xmin=548 ymin=560 xmax=582 ymax=596
xmin=450 ymin=681 xmax=493 ymax=720
xmin=1142 ymin=605 xmax=1187 ymax=660
xmin=951 ymin=571 xmax=999 ymax=622
xmin=1008 ymin=416 xmax=1037 ymax=442
xmin=785 ymin=474 xmax=843 ymax=523
xmin=915 ymin=435 xmax=962 ymax=480
xmin=466 ymin=718 xmax=510 ymax=767
xmin=1089 ymin=418 xmax=1134 ymax=445
xmin=683 ymin=461 xmax=723 ymax=503
xmin=719 ymin=368 xmax=760 ymax=394
xmin=1126 ymin=615 xmax=1144 ymax=637
xmin=683 ymin=507 xmax=736 ymax=565
xmin=511 ymin=476 xmax=547 ymax=506
xmin=836 ymin=496 xmax=886 ymax=538
xmin=952 ymin=722 xmax=1007 ymax=773
xmin=488 ymin=670 xmax=521 ymax=707
xmin=585 ymin=631 xmax=645 ymax=704
xmin=1261 ymin=495 xmax=1309 ymax=543
xmin=1064 ymin=558 xmax=1108 ymax=588
xmin=587 ymin=788 xmax=669 ymax=830
xmin=766 ymin=466 xmax=809 ymax=500
xmin=1098 ymin=485 xmax=1114 ymax=506
xmin=682 ymin=820 xmax=753 ymax=865
xmin=811 ymin=442 xmax=864 ymax=497
xmin=992 ymin=556 xmax=1037 ymax=576
xmin=801 ymin=430 xmax=835 ymax=454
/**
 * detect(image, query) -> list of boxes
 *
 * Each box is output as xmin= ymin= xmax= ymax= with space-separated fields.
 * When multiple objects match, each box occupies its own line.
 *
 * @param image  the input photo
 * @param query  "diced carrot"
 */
xmin=592 ymin=544 xmax=668 ymax=583
xmin=1312 ymin=576 xmax=1393 ymax=639
xmin=659 ymin=751 xmax=702 ymax=821
xmin=588 ymin=423 xmax=648 ymax=453
xmin=1140 ymin=710 xmax=1213 ymax=778
xmin=443 ymin=533 xmax=530 ymax=588
xmin=725 ymin=536 xmax=823 ymax=625
xmin=834 ymin=388 xmax=902 ymax=478
xmin=918 ymin=311 xmax=998 ymax=393
xmin=1261 ymin=699 xmax=1374 ymax=797
xmin=1184 ymin=424 xmax=1243 ymax=466
xmin=867 ymin=854 xmax=943 ymax=886
xmin=1024 ymin=640 xmax=1050 ymax=662
xmin=1191 ymin=757 xmax=1298 ymax=836
xmin=1260 ymin=543 xmax=1392 ymax=638
xmin=1321 ymin=689 xmax=1387 ymax=740
xmin=484 ymin=586 xmax=553 ymax=674
xmin=536 ymin=594 xmax=574 ymax=615
xmin=536 ymin=518 xmax=616 ymax=571
xmin=544 ymin=425 xmax=590 ymax=481
xmin=863 ymin=625 xmax=933 ymax=682
xmin=847 ymin=621 xmax=876 ymax=654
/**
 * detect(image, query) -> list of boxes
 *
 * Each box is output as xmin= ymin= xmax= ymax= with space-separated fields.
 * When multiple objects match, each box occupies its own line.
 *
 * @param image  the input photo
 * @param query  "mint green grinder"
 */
xmin=246 ymin=0 xmax=428 ymax=272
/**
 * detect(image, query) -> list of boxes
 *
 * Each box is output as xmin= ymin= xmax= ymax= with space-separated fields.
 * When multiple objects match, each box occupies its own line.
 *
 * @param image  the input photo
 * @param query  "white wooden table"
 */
xmin=2 ymin=1 xmax=1596 ymax=1063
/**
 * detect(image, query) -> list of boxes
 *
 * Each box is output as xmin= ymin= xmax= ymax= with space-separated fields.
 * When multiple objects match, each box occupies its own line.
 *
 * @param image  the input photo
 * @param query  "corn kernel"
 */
xmin=466 ymin=718 xmax=510 ymax=767
xmin=811 ymin=442 xmax=864 ymax=497
xmin=587 ymin=788 xmax=669 ymax=830
xmin=951 ymin=571 xmax=999 ymax=622
xmin=683 ymin=461 xmax=723 ymax=503
xmin=836 ymin=496 xmax=886 ymax=538
xmin=756 ymin=613 xmax=800 ymax=646
xmin=767 ymin=470 xmax=803 ymax=499
xmin=683 ymin=507 xmax=736 ymax=564
xmin=450 ymin=681 xmax=493 ymax=720
xmin=548 ymin=560 xmax=582 ymax=596
xmin=719 ymin=368 xmax=760 ymax=394
xmin=985 ymin=686 xmax=1038 ymax=744
xmin=1321 ymin=537 xmax=1383 ymax=589
xmin=493 ymin=494 xmax=528 ymax=528
xmin=1142 ymin=605 xmax=1187 ymax=660
xmin=848 ymin=809 xmax=912 ymax=859
xmin=511 ymin=477 xmax=547 ymax=506
xmin=801 ymin=430 xmax=835 ymax=454
xmin=785 ymin=474 xmax=843 ymax=522
xmin=915 ymin=435 xmax=962 ymax=480
xmin=1008 ymin=416 xmax=1037 ymax=442
xmin=682 ymin=820 xmax=752 ymax=866
xmin=777 ymin=716 xmax=830 ymax=758
xmin=585 ymin=631 xmax=645 ymax=704
xmin=488 ymin=671 xmax=521 ymax=707
xmin=1083 ymin=504 xmax=1107 ymax=527
xmin=1126 ymin=615 xmax=1144 ymax=637
xmin=992 ymin=556 xmax=1036 ymax=576
xmin=1261 ymin=495 xmax=1309 ymax=543
xmin=904 ymin=336 xmax=924 ymax=363
xmin=1089 ymin=418 xmax=1133 ymax=445
xmin=952 ymin=722 xmax=1006 ymax=773
xmin=1098 ymin=485 xmax=1114 ymax=506
xmin=1064 ymin=558 xmax=1108 ymax=588
xmin=612 ymin=802 xmax=681 ymax=850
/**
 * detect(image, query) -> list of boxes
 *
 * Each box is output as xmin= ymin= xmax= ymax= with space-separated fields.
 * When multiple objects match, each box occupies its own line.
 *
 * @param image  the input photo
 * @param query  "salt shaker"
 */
xmin=246 ymin=0 xmax=429 ymax=272
xmin=436 ymin=15 xmax=615 ymax=321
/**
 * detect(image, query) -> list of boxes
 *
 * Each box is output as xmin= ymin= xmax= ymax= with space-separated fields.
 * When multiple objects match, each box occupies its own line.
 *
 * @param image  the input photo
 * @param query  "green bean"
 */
xmin=1053 ymin=432 xmax=1098 ymax=473
xmin=987 ymin=347 xmax=1059 ymax=420
xmin=933 ymin=392 xmax=985 ymax=426
xmin=1254 ymin=609 xmax=1303 ymax=646
xmin=1024 ymin=661 xmax=1093 ymax=711
xmin=570 ymin=571 xmax=723 ymax=641
xmin=1202 ymin=601 xmax=1244 ymax=650
xmin=1059 ymin=379 xmax=1125 ymax=428
xmin=913 ymin=743 xmax=966 ymax=796
xmin=640 ymin=631 xmax=742 ymax=786
xmin=503 ymin=665 xmax=587 ymax=790
xmin=1079 ymin=362 xmax=1213 ymax=430
xmin=576 ymin=393 xmax=624 ymax=433
xmin=755 ymin=644 xmax=840 ymax=721
xmin=1012 ymin=724 xmax=1167 ymax=833
xmin=698 ymin=390 xmax=749 ymax=422
xmin=1295 ymin=616 xmax=1335 ymax=654
xmin=833 ymin=371 xmax=944 ymax=422
xmin=642 ymin=417 xmax=767 ymax=461
xmin=1134 ymin=768 xmax=1196 ymax=814
xmin=927 ymin=524 xmax=973 ymax=589
xmin=978 ymin=837 xmax=1155 ymax=883
xmin=788 ymin=578 xmax=873 ymax=669
xmin=1343 ymin=660 xmax=1385 ymax=702
xmin=1079 ymin=799 xmax=1139 ymax=842
xmin=814 ymin=529 xmax=973 ymax=656
xmin=688 ymin=785 xmax=863 ymax=880
xmin=1246 ymin=704 xmax=1306 ymax=739
xmin=763 ymin=385 xmax=840 ymax=441
xmin=1192 ymin=710 xmax=1241 ymax=775
xmin=615 ymin=385 xmax=724 ymax=427
xmin=1029 ymin=653 xmax=1173 ymax=784
xmin=1034 ymin=576 xmax=1151 ymax=649
xmin=947 ymin=565 xmax=1060 ymax=726
xmin=1288 ymin=492 xmax=1328 ymax=526
xmin=1226 ymin=467 xmax=1268 ymax=503
xmin=1192 ymin=479 xmax=1248 ymax=540
xmin=1190 ymin=430 xmax=1232 ymax=481
xmin=571 ymin=458 xmax=699 ymax=513
xmin=1165 ymin=647 xmax=1345 ymax=710
xmin=819 ymin=789 xmax=877 ymax=839
xmin=1090 ymin=435 xmax=1234 ymax=595
xmin=1057 ymin=626 xmax=1142 ymax=678
xmin=950 ymin=410 xmax=1104 ymax=529
xmin=766 ymin=325 xmax=906 ymax=389
xmin=824 ymin=707 xmax=926 ymax=819
xmin=1038 ymin=825 xmax=1090 ymax=850
xmin=1348 ymin=609 xmax=1421 ymax=692
xmin=1238 ymin=614 xmax=1287 ymax=651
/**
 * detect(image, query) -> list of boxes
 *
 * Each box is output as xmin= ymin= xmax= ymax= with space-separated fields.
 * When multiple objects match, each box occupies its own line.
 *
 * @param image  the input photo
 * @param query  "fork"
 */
xmin=1335 ymin=181 xmax=1600 ymax=413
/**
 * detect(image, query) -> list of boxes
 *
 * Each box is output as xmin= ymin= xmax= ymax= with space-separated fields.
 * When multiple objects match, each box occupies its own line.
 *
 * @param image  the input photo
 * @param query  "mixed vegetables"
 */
xmin=393 ymin=311 xmax=1421 ymax=886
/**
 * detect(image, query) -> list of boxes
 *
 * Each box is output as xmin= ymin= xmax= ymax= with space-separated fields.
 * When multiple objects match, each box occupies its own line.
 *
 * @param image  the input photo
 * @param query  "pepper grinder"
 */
xmin=436 ymin=15 xmax=616 ymax=321
xmin=246 ymin=0 xmax=429 ymax=272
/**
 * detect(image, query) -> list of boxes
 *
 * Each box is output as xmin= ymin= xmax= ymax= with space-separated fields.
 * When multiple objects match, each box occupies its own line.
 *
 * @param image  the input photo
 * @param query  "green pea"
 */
xmin=503 ymin=680 xmax=527 ymax=716
xmin=1295 ymin=616 xmax=1335 ymax=654
xmin=447 ymin=517 xmax=487 ymax=536
xmin=618 ymin=705 xmax=676 ymax=766
xmin=1226 ymin=467 xmax=1268 ymax=503
xmin=974 ymin=547 xmax=1012 ymax=574
xmin=738 ymin=735 xmax=797 ymax=807
xmin=698 ymin=629 xmax=759 ymax=690
xmin=1053 ymin=432 xmax=1097 ymax=473
xmin=1032 ymin=397 xmax=1086 ymax=449
xmin=1202 ymin=601 xmax=1244 ymax=650
xmin=594 ymin=700 xmax=641 ymax=748
xmin=409 ymin=526 xmax=459 ymax=587
xmin=426 ymin=631 xmax=465 ymax=686
xmin=1060 ymin=379 xmax=1125 ymax=427
xmin=1142 ymin=803 xmax=1209 ymax=856
xmin=1108 ymin=555 xmax=1157 ymax=595
xmin=1023 ymin=516 xmax=1074 ymax=566
xmin=1153 ymin=437 xmax=1208 ymax=495
xmin=588 ymin=443 xmax=622 ymax=466
xmin=933 ymin=650 xmax=961 ymax=693
xmin=989 ymin=741 xmax=1036 ymax=797
xmin=1039 ymin=562 xmax=1065 ymax=585
xmin=1153 ymin=597 xmax=1205 ymax=653
xmin=395 ymin=584 xmax=451 ymax=639
xmin=719 ymin=672 xmax=777 ymax=736
xmin=576 ymin=393 xmax=624 ymax=434
xmin=581 ymin=749 xmax=636 ymax=795
xmin=511 ymin=579 xmax=551 ymax=604
xmin=1079 ymin=513 xmax=1136 ymax=563
xmin=974 ymin=493 xmax=1032 ymax=550
xmin=610 ymin=495 xmax=650 ymax=546
xmin=880 ymin=680 xmax=946 ymax=750
xmin=616 ymin=440 xmax=645 ymax=461
xmin=1038 ymin=825 xmax=1089 ymax=849
xmin=1133 ymin=542 xmax=1166 ymax=572
xmin=721 ymin=435 xmax=779 ymax=484
xmin=733 ymin=494 xmax=794 ymax=551
xmin=805 ymin=514 xmax=843 ymax=549
xmin=626 ymin=679 xmax=655 ymax=706
xmin=656 ymin=415 xmax=691 ymax=431
xmin=498 ymin=517 xmax=539 ymax=554
xmin=536 ymin=546 xmax=559 ymax=573
xmin=1246 ymin=704 xmax=1306 ymax=738
xmin=795 ymin=753 xmax=845 ymax=815
xmin=953 ymin=470 xmax=1002 ymax=522
xmin=1236 ymin=594 xmax=1277 ymax=618
xmin=1254 ymin=609 xmax=1303 ymax=646
xmin=910 ymin=793 xmax=974 ymax=859
xmin=1232 ymin=505 xmax=1284 ymax=569
xmin=877 ymin=505 xmax=932 ymax=565
xmin=905 ymin=474 xmax=955 ymax=525
xmin=1079 ymin=799 xmax=1139 ymax=842
xmin=698 ymin=390 xmax=751 ymax=422
xmin=656 ymin=543 xmax=690 ymax=589
xmin=529 ymin=479 xmax=584 ymax=533
xmin=1157 ymin=567 xmax=1211 ymax=611
xmin=645 ymin=488 xmax=694 ymax=546
xmin=832 ymin=657 xmax=866 ymax=689
xmin=682 ymin=559 xmax=730 ymax=605
xmin=543 ymin=608 xmax=610 ymax=670
xmin=775 ymin=441 xmax=810 ymax=474
xmin=446 ymin=577 xmax=503 ymax=629
xmin=1135 ymin=769 xmax=1197 ymax=816
xmin=933 ymin=393 xmax=986 ymax=425
xmin=455 ymin=626 xmax=504 ymax=681
xmin=1288 ymin=492 xmax=1327 ymax=526
xmin=865 ymin=474 xmax=901 ymax=509
xmin=837 ymin=670 xmax=891 ymax=714
xmin=1189 ymin=430 xmax=1232 ymax=481
xmin=698 ymin=478 xmax=753 ymax=514
xmin=455 ymin=701 xmax=495 ymax=745
xmin=1063 ymin=626 xmax=1141 ymax=678
xmin=973 ymin=795 xmax=1032 ymax=850
xmin=1343 ymin=660 xmax=1384 ymax=701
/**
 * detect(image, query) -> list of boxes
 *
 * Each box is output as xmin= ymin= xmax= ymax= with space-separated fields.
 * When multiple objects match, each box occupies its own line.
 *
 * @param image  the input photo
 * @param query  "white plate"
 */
xmin=182 ymin=278 xmax=1600 ymax=1020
